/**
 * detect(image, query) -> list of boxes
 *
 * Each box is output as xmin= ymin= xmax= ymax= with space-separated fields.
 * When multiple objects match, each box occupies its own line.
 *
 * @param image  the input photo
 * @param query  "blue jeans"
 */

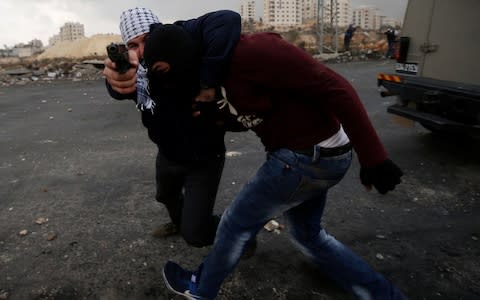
xmin=386 ymin=42 xmax=395 ymax=58
xmin=196 ymin=148 xmax=406 ymax=299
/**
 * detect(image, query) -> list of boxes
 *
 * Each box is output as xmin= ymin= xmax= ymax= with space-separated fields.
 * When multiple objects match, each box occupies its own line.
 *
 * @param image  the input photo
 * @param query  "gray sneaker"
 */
xmin=151 ymin=222 xmax=179 ymax=238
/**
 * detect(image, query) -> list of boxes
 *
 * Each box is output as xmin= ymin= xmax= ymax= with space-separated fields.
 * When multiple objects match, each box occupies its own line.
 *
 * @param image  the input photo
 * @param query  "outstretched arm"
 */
xmin=103 ymin=49 xmax=139 ymax=100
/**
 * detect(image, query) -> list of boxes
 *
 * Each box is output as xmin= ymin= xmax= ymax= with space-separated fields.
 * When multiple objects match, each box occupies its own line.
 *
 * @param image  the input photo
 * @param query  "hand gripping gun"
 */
xmin=106 ymin=43 xmax=131 ymax=74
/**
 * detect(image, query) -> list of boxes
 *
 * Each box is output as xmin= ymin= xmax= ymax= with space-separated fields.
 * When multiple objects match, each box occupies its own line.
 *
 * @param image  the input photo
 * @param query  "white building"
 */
xmin=352 ymin=6 xmax=381 ymax=30
xmin=263 ymin=0 xmax=302 ymax=26
xmin=240 ymin=0 xmax=256 ymax=22
xmin=337 ymin=0 xmax=353 ymax=27
xmin=381 ymin=17 xmax=402 ymax=28
xmin=322 ymin=0 xmax=353 ymax=28
xmin=260 ymin=1 xmax=399 ymax=31
xmin=60 ymin=22 xmax=85 ymax=41
xmin=262 ymin=0 xmax=353 ymax=28
xmin=48 ymin=22 xmax=85 ymax=46
xmin=49 ymin=35 xmax=62 ymax=46
xmin=11 ymin=39 xmax=44 ymax=57
xmin=302 ymin=0 xmax=318 ymax=22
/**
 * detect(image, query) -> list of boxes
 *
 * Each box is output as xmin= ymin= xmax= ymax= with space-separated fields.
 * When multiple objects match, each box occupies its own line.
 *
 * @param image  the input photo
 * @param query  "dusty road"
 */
xmin=1 ymin=60 xmax=479 ymax=300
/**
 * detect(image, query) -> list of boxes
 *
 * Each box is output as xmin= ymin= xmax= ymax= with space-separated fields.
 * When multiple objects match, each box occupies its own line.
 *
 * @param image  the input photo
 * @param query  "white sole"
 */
xmin=162 ymin=267 xmax=198 ymax=300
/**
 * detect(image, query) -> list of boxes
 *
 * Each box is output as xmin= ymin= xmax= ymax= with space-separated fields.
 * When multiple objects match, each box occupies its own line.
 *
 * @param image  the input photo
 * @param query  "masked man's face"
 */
xmin=144 ymin=25 xmax=200 ymax=101
xmin=147 ymin=64 xmax=201 ymax=111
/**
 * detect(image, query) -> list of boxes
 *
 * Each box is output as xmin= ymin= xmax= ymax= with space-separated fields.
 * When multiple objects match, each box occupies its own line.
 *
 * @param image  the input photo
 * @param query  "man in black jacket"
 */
xmin=103 ymin=7 xmax=241 ymax=247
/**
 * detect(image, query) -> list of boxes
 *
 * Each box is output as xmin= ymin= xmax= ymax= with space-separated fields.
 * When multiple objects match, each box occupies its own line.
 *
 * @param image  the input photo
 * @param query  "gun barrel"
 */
xmin=107 ymin=43 xmax=118 ymax=53
xmin=106 ymin=43 xmax=131 ymax=74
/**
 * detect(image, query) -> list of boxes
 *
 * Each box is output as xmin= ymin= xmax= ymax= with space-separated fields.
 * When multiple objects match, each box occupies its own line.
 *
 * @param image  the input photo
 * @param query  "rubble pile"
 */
xmin=0 ymin=59 xmax=105 ymax=87
xmin=0 ymin=34 xmax=121 ymax=87
xmin=281 ymin=29 xmax=391 ymax=62
xmin=37 ymin=34 xmax=121 ymax=59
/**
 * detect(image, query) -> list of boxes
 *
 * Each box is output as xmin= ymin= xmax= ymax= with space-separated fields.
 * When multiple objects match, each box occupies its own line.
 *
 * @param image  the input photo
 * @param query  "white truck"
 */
xmin=377 ymin=0 xmax=480 ymax=135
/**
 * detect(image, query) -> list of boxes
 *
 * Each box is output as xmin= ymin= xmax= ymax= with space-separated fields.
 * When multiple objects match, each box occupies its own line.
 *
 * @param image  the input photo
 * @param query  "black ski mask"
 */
xmin=144 ymin=24 xmax=200 ymax=101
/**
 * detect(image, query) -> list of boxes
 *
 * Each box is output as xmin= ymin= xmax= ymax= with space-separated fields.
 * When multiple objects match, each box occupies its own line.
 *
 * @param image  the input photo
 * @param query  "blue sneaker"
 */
xmin=162 ymin=261 xmax=204 ymax=300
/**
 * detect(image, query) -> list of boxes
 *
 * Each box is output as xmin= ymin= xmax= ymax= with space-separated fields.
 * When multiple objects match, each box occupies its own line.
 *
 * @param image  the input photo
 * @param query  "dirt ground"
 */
xmin=1 ymin=61 xmax=479 ymax=300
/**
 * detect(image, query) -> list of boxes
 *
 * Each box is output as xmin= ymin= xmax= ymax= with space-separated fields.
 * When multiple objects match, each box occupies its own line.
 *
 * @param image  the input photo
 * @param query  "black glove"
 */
xmin=360 ymin=159 xmax=403 ymax=194
xmin=192 ymin=101 xmax=224 ymax=127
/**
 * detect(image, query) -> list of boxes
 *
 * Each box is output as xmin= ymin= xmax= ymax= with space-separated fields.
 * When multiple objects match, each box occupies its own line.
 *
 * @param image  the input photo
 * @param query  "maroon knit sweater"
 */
xmin=223 ymin=32 xmax=387 ymax=167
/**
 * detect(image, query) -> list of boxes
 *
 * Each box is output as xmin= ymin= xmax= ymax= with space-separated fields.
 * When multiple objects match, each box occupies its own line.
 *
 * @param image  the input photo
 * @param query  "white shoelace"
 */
xmin=216 ymin=87 xmax=238 ymax=116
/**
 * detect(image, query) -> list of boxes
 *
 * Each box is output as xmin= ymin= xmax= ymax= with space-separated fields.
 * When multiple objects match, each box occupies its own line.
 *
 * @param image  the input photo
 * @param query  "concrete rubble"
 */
xmin=0 ymin=59 xmax=105 ymax=87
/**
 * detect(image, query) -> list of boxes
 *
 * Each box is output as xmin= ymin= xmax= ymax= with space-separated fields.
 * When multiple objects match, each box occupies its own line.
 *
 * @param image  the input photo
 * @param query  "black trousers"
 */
xmin=344 ymin=37 xmax=351 ymax=51
xmin=155 ymin=148 xmax=225 ymax=247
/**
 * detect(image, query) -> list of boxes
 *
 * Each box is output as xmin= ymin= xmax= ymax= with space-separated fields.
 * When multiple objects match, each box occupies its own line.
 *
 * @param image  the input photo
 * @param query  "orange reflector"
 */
xmin=377 ymin=73 xmax=402 ymax=83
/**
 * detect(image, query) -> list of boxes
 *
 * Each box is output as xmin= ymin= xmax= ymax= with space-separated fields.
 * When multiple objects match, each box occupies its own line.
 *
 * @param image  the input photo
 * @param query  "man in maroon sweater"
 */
xmin=144 ymin=25 xmax=406 ymax=300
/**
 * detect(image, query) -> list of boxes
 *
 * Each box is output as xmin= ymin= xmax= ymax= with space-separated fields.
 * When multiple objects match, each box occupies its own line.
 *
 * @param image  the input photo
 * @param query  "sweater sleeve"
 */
xmin=105 ymin=79 xmax=137 ymax=101
xmin=234 ymin=33 xmax=388 ymax=167
xmin=175 ymin=10 xmax=241 ymax=87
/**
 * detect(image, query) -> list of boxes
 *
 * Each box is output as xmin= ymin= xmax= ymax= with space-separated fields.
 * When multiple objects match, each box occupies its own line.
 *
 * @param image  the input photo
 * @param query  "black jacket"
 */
xmin=106 ymin=10 xmax=241 ymax=162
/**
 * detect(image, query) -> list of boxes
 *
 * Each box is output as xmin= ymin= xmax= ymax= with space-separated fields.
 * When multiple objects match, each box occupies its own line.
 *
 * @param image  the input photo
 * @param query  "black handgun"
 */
xmin=106 ymin=43 xmax=131 ymax=74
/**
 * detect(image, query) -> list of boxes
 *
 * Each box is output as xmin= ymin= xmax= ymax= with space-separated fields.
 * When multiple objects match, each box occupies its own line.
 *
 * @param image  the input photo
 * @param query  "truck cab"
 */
xmin=377 ymin=0 xmax=480 ymax=135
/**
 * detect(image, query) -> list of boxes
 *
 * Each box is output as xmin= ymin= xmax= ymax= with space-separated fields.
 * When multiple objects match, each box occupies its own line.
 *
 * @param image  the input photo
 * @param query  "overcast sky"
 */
xmin=0 ymin=0 xmax=407 ymax=47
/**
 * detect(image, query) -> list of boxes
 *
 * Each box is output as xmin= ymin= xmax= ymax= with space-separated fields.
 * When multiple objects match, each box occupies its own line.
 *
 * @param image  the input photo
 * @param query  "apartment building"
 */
xmin=240 ymin=0 xmax=256 ymax=22
xmin=263 ymin=0 xmax=354 ymax=28
xmin=261 ymin=1 xmax=398 ymax=31
xmin=48 ymin=35 xmax=62 ymax=46
xmin=7 ymin=39 xmax=44 ymax=57
xmin=381 ymin=17 xmax=402 ymax=28
xmin=336 ymin=0 xmax=353 ymax=27
xmin=60 ymin=22 xmax=85 ymax=41
xmin=302 ymin=0 xmax=318 ymax=22
xmin=262 ymin=0 xmax=322 ymax=27
xmin=352 ymin=6 xmax=381 ymax=30
xmin=263 ymin=0 xmax=302 ymax=26
xmin=322 ymin=0 xmax=353 ymax=28
xmin=48 ymin=22 xmax=85 ymax=46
